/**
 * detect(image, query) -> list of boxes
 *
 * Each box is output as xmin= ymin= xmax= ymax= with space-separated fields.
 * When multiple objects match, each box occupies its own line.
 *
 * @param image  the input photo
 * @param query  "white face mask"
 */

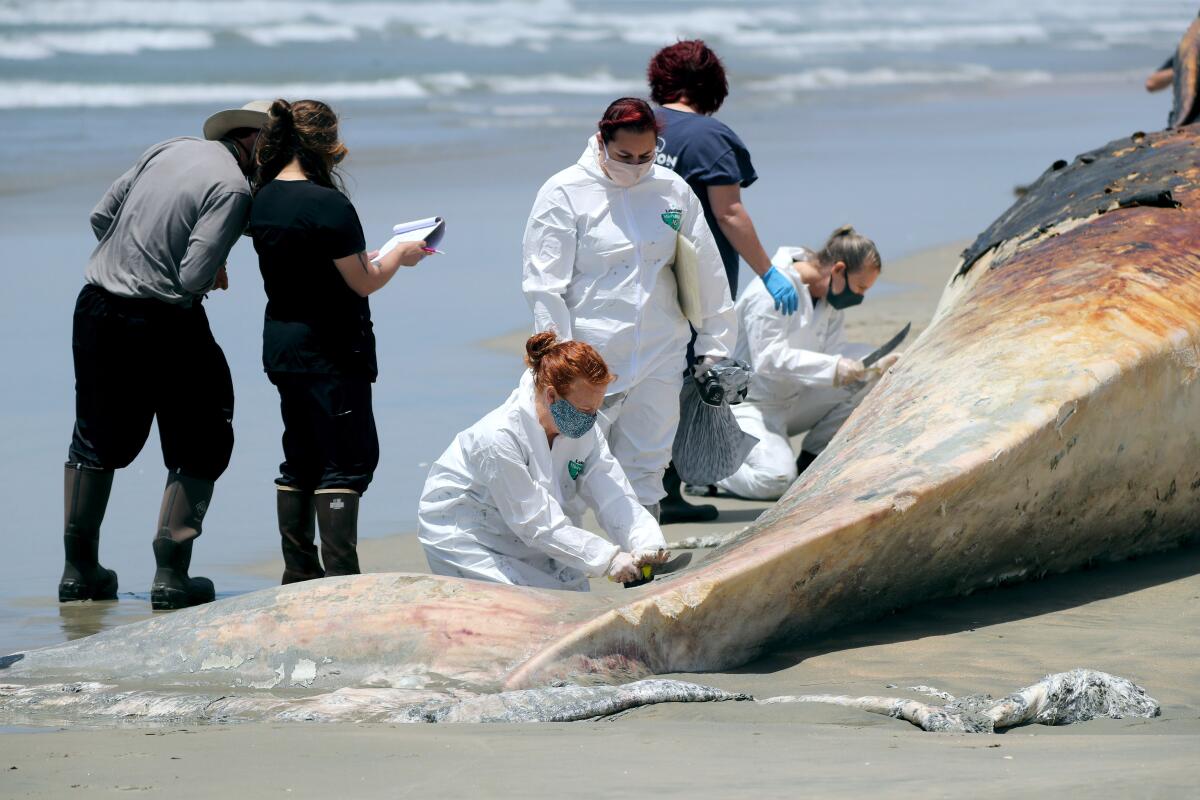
xmin=601 ymin=140 xmax=652 ymax=187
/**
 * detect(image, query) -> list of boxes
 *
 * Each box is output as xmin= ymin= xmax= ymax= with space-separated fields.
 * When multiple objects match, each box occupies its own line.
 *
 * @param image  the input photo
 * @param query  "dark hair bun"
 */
xmin=524 ymin=332 xmax=614 ymax=394
xmin=268 ymin=99 xmax=293 ymax=126
xmin=525 ymin=331 xmax=559 ymax=370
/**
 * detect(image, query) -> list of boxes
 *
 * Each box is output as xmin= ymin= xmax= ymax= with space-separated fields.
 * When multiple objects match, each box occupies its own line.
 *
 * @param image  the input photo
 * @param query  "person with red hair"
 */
xmin=521 ymin=98 xmax=737 ymax=522
xmin=417 ymin=333 xmax=668 ymax=590
xmin=648 ymin=39 xmax=798 ymax=523
xmin=649 ymin=40 xmax=791 ymax=308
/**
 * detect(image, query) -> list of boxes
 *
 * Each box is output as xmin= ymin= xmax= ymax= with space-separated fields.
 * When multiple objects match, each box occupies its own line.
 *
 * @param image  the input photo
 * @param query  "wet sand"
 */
xmin=5 ymin=531 xmax=1197 ymax=798
xmin=4 ymin=241 xmax=1198 ymax=797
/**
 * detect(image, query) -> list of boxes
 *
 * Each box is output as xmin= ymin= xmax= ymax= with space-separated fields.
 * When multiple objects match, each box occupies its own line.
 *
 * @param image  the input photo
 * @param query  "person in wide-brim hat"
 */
xmin=57 ymin=99 xmax=271 ymax=612
xmin=203 ymin=100 xmax=272 ymax=171
xmin=203 ymin=100 xmax=272 ymax=141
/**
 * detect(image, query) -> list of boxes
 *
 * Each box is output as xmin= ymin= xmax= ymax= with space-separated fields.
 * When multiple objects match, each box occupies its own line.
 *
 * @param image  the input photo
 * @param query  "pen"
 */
xmin=422 ymin=247 xmax=446 ymax=255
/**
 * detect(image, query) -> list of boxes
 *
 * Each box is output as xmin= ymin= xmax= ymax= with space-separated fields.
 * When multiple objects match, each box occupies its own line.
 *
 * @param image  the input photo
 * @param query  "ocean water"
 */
xmin=0 ymin=0 xmax=1192 ymax=653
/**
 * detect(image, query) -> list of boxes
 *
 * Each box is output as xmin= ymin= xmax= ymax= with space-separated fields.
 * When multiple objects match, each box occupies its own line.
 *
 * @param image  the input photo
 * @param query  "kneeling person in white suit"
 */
xmin=418 ymin=333 xmax=668 ymax=591
xmin=718 ymin=226 xmax=896 ymax=501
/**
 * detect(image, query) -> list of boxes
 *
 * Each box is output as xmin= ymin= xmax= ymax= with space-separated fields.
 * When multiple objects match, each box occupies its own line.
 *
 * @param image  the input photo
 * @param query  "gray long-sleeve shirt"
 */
xmin=87 ymin=137 xmax=251 ymax=305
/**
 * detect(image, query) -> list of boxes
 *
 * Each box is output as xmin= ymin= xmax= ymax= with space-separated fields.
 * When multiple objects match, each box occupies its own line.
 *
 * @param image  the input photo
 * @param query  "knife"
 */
xmin=862 ymin=322 xmax=911 ymax=368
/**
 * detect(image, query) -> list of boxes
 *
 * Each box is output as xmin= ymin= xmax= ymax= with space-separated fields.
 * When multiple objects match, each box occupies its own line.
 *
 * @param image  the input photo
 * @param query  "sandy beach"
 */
xmin=5 ymin=510 xmax=1197 ymax=798
xmin=4 ymin=240 xmax=1197 ymax=799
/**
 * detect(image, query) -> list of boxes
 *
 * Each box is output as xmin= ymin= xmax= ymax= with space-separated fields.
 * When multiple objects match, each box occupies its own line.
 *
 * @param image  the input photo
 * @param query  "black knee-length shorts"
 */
xmin=268 ymin=372 xmax=378 ymax=495
xmin=67 ymin=284 xmax=235 ymax=481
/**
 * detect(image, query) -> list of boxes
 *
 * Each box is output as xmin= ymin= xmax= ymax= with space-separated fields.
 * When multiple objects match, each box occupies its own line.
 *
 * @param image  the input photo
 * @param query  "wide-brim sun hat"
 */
xmin=203 ymin=100 xmax=273 ymax=140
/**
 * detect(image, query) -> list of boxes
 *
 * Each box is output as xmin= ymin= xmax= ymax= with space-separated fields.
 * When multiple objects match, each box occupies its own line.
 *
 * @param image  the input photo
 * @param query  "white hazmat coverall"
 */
xmin=418 ymin=370 xmax=666 ymax=591
xmin=522 ymin=136 xmax=737 ymax=505
xmin=717 ymin=247 xmax=873 ymax=501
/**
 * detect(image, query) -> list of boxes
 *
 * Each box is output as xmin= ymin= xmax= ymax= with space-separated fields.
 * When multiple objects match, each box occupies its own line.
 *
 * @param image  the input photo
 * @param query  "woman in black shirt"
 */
xmin=249 ymin=99 xmax=427 ymax=583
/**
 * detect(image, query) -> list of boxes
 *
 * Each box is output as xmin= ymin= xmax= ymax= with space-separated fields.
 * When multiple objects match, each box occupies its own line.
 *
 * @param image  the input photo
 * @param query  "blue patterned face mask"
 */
xmin=549 ymin=396 xmax=597 ymax=438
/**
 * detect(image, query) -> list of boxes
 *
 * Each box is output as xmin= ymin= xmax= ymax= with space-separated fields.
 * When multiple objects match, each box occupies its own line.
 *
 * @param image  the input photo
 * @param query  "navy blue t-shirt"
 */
xmin=655 ymin=107 xmax=757 ymax=296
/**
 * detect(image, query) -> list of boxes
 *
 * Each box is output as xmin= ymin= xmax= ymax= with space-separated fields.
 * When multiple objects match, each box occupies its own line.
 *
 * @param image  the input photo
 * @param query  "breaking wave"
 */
xmin=748 ymin=65 xmax=1055 ymax=93
xmin=0 ymin=66 xmax=1127 ymax=110
xmin=0 ymin=70 xmax=644 ymax=109
xmin=0 ymin=27 xmax=213 ymax=60
xmin=0 ymin=0 xmax=1192 ymax=58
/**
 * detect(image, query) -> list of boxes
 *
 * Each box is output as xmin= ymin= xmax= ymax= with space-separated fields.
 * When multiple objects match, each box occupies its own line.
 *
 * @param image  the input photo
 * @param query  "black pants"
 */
xmin=68 ymin=284 xmax=234 ymax=481
xmin=269 ymin=372 xmax=378 ymax=495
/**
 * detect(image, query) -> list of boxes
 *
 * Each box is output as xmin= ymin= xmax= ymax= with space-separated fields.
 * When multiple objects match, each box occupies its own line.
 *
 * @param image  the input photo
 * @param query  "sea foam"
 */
xmin=0 ymin=27 xmax=213 ymax=60
xmin=0 ymin=66 xmax=1125 ymax=110
xmin=0 ymin=0 xmax=1191 ymax=57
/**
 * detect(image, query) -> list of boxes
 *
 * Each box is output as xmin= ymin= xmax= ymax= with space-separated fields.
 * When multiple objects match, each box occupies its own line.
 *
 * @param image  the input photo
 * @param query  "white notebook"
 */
xmin=376 ymin=216 xmax=445 ymax=262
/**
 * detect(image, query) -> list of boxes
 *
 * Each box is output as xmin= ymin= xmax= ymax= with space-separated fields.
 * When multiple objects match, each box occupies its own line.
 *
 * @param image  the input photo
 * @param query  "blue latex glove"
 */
xmin=761 ymin=266 xmax=799 ymax=315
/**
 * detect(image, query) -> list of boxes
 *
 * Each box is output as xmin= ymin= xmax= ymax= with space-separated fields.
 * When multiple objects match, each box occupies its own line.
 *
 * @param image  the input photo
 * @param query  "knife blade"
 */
xmin=861 ymin=322 xmax=911 ymax=368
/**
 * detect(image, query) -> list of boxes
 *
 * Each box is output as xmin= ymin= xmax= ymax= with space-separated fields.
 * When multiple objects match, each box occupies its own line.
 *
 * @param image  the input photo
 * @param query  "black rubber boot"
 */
xmin=315 ymin=491 xmax=360 ymax=577
xmin=59 ymin=463 xmax=119 ymax=602
xmin=151 ymin=539 xmax=215 ymax=610
xmin=796 ymin=450 xmax=819 ymax=477
xmin=659 ymin=463 xmax=719 ymax=525
xmin=150 ymin=473 xmax=216 ymax=611
xmin=277 ymin=488 xmax=323 ymax=584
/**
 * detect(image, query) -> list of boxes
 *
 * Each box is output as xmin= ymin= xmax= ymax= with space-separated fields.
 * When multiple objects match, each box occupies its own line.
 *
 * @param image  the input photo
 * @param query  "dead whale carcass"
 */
xmin=3 ymin=126 xmax=1200 ymax=705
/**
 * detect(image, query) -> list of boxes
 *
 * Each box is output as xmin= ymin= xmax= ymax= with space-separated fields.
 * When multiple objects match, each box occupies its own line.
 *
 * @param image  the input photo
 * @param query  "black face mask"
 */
xmin=826 ymin=270 xmax=864 ymax=310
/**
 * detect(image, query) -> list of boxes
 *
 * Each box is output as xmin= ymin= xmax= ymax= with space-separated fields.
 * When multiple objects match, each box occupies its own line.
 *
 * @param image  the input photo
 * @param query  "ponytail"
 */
xmin=524 ymin=331 xmax=558 ymax=374
xmin=252 ymin=99 xmax=294 ymax=192
xmin=253 ymin=98 xmax=346 ymax=194
xmin=817 ymin=225 xmax=881 ymax=274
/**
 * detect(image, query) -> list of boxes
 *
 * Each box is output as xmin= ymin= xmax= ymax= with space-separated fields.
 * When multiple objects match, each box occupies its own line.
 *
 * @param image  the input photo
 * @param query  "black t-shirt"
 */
xmin=249 ymin=180 xmax=374 ymax=380
xmin=655 ymin=107 xmax=757 ymax=295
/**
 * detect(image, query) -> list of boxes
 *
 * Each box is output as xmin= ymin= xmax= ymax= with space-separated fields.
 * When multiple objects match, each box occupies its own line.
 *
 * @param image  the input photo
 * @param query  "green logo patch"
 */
xmin=661 ymin=208 xmax=682 ymax=231
xmin=568 ymin=459 xmax=586 ymax=480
